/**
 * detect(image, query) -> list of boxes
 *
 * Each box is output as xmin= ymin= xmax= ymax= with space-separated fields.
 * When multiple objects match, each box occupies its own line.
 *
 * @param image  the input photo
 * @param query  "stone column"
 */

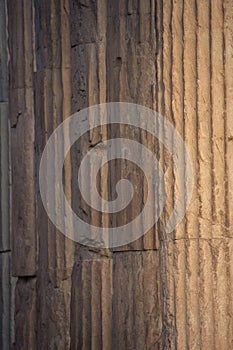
xmin=7 ymin=0 xmax=233 ymax=349
xmin=158 ymin=0 xmax=233 ymax=348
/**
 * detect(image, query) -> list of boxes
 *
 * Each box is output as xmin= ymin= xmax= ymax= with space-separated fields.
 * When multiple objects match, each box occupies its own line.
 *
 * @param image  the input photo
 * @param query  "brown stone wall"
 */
xmin=3 ymin=0 xmax=233 ymax=349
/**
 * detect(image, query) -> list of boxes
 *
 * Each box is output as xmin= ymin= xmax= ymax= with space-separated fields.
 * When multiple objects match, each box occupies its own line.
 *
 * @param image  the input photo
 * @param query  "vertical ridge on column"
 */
xmin=196 ymin=0 xmax=212 ymax=239
xmin=171 ymin=2 xmax=188 ymax=348
xmin=34 ymin=1 xmax=74 ymax=347
xmin=0 ymin=6 xmax=12 ymax=348
xmin=183 ymin=1 xmax=201 ymax=347
xmin=8 ymin=1 xmax=37 ymax=347
xmin=61 ymin=0 xmax=75 ymax=280
xmin=211 ymin=0 xmax=226 ymax=238
xmin=9 ymin=0 xmax=36 ymax=277
xmin=224 ymin=0 xmax=233 ymax=235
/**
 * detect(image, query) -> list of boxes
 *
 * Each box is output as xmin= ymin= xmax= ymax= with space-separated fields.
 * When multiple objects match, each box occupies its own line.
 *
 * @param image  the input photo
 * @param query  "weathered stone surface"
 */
xmin=13 ymin=277 xmax=37 ymax=350
xmin=37 ymin=275 xmax=72 ymax=349
xmin=112 ymin=251 xmax=162 ymax=350
xmin=71 ymin=249 xmax=112 ymax=350
xmin=161 ymin=238 xmax=233 ymax=349
xmin=8 ymin=0 xmax=36 ymax=276
xmin=34 ymin=1 xmax=75 ymax=349
xmin=0 ymin=0 xmax=8 ymax=102
xmin=4 ymin=0 xmax=233 ymax=349
xmin=158 ymin=0 xmax=233 ymax=347
xmin=0 ymin=253 xmax=16 ymax=350
xmin=0 ymin=253 xmax=11 ymax=349
xmin=0 ymin=1 xmax=14 ymax=349
xmin=0 ymin=102 xmax=10 ymax=252
xmin=70 ymin=250 xmax=162 ymax=350
xmin=0 ymin=0 xmax=10 ymax=251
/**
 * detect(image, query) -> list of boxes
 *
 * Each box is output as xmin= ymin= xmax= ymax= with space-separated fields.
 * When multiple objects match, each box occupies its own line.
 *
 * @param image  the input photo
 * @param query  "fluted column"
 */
xmin=158 ymin=0 xmax=233 ymax=348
